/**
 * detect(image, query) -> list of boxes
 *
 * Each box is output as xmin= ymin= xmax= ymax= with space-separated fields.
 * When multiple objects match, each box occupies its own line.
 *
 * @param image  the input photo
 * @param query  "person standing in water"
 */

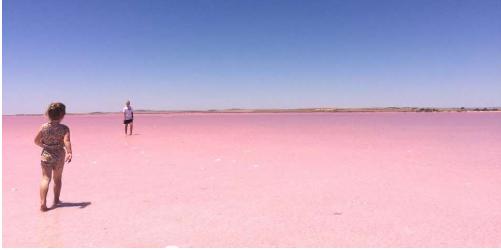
xmin=34 ymin=102 xmax=72 ymax=212
xmin=123 ymin=100 xmax=134 ymax=135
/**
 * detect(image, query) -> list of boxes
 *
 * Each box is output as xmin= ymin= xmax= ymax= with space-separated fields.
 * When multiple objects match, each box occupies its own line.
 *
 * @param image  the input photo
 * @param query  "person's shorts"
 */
xmin=41 ymin=148 xmax=65 ymax=169
xmin=124 ymin=119 xmax=133 ymax=124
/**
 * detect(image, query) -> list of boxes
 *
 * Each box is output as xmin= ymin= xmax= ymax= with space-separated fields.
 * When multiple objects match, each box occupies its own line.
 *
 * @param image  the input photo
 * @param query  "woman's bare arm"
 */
xmin=34 ymin=127 xmax=43 ymax=148
xmin=64 ymin=129 xmax=72 ymax=163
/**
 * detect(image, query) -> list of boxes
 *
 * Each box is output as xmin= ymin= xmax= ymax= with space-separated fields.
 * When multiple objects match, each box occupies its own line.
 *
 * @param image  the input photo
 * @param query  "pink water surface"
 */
xmin=3 ymin=112 xmax=501 ymax=247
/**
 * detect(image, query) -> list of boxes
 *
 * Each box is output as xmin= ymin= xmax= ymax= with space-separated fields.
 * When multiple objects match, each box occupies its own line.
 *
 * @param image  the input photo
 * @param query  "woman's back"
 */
xmin=41 ymin=122 xmax=68 ymax=148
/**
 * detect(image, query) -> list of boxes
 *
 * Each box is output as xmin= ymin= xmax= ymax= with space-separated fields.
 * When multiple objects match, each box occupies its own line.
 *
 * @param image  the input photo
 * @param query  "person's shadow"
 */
xmin=50 ymin=201 xmax=92 ymax=210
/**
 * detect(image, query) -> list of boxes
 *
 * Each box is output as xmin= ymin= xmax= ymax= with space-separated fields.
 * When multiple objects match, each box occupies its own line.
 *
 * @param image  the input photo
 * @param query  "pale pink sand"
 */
xmin=3 ymin=112 xmax=501 ymax=247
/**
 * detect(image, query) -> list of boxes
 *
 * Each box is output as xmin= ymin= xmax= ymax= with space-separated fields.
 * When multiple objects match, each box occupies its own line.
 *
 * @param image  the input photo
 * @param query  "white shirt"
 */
xmin=123 ymin=106 xmax=133 ymax=120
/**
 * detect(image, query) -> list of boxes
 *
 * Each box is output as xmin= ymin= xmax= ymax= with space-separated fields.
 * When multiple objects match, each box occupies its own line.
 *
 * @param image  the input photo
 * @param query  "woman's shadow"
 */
xmin=49 ymin=201 xmax=92 ymax=210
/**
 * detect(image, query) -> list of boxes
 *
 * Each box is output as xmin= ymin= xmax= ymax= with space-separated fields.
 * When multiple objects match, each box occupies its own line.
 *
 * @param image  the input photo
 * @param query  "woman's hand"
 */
xmin=65 ymin=153 xmax=72 ymax=163
xmin=64 ymin=129 xmax=72 ymax=163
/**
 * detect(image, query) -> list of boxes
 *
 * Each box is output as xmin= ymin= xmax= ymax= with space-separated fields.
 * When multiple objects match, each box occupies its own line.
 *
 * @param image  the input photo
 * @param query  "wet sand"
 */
xmin=3 ymin=112 xmax=501 ymax=247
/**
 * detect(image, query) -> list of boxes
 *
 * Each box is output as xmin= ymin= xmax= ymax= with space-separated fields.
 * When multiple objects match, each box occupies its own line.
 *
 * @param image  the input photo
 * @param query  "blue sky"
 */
xmin=3 ymin=0 xmax=501 ymax=114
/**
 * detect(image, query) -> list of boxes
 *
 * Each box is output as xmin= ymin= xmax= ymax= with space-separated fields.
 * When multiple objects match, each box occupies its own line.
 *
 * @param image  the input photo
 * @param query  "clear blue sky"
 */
xmin=3 ymin=0 xmax=501 ymax=114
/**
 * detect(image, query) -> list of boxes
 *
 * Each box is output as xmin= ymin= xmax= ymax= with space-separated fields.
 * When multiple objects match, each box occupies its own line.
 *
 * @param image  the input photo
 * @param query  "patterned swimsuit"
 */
xmin=40 ymin=122 xmax=69 ymax=168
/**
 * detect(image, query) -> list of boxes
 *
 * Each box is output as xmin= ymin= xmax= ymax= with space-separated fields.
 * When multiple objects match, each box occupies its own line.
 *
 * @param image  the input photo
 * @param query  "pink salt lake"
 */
xmin=3 ymin=112 xmax=501 ymax=247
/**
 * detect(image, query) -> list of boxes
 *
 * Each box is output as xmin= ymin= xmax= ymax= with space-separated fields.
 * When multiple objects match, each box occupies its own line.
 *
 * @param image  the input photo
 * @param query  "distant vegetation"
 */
xmin=473 ymin=108 xmax=498 ymax=111
xmin=416 ymin=108 xmax=439 ymax=112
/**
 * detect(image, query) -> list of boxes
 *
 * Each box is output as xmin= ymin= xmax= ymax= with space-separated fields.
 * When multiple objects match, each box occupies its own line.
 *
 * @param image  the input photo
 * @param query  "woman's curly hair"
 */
xmin=45 ymin=102 xmax=66 ymax=121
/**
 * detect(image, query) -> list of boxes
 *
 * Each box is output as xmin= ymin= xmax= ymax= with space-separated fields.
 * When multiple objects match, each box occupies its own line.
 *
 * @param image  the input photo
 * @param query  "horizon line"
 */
xmin=5 ymin=106 xmax=501 ymax=116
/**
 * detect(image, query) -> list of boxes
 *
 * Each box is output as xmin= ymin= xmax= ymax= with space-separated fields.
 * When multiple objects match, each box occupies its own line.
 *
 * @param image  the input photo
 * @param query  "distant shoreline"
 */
xmin=8 ymin=107 xmax=501 ymax=116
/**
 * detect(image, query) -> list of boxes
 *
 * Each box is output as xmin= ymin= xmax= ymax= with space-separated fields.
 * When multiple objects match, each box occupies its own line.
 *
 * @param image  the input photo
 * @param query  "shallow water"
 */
xmin=3 ymin=112 xmax=501 ymax=247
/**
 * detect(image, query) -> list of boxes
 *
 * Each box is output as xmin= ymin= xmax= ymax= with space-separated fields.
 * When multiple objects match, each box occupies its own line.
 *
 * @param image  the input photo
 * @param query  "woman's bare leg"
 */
xmin=124 ymin=124 xmax=128 ymax=135
xmin=40 ymin=165 xmax=52 ymax=211
xmin=129 ymin=123 xmax=133 ymax=135
xmin=52 ymin=162 xmax=64 ymax=205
